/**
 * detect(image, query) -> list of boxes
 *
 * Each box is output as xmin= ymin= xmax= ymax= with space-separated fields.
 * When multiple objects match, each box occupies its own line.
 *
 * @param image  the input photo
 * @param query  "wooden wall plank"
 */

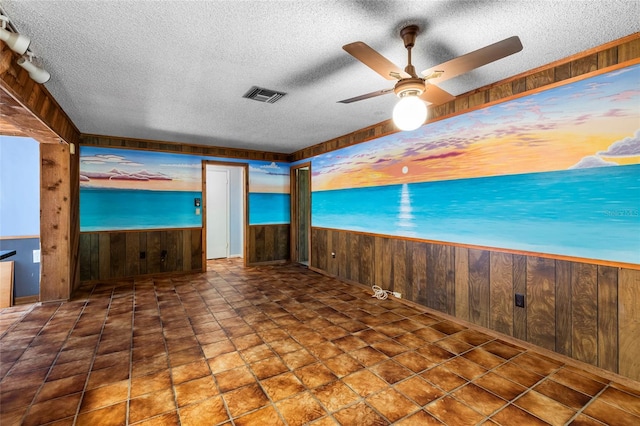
xmin=264 ymin=226 xmax=275 ymax=263
xmin=79 ymin=234 xmax=91 ymax=282
xmin=597 ymin=265 xmax=618 ymax=373
xmin=190 ymin=228 xmax=202 ymax=270
xmin=146 ymin=231 xmax=162 ymax=273
xmin=338 ymin=231 xmax=348 ymax=279
xmin=454 ymin=247 xmax=469 ymax=321
xmin=139 ymin=232 xmax=148 ymax=274
xmin=618 ymin=268 xmax=640 ymax=381
xmin=276 ymin=224 xmax=290 ymax=261
xmin=311 ymin=228 xmax=326 ymax=271
xmin=376 ymin=237 xmax=393 ymax=290
xmin=512 ymin=254 xmax=527 ymax=341
xmin=618 ymin=38 xmax=640 ymax=62
xmin=490 ymin=252 xmax=514 ymax=336
xmin=98 ymin=233 xmax=111 ymax=280
xmin=89 ymin=233 xmax=100 ymax=280
xmin=326 ymin=229 xmax=338 ymax=276
xmin=359 ymin=235 xmax=375 ymax=286
xmin=412 ymin=241 xmax=428 ymax=307
xmin=527 ymin=257 xmax=556 ymax=351
xmin=125 ymin=232 xmax=140 ymax=277
xmin=392 ymin=239 xmax=407 ymax=296
xmin=427 ymin=244 xmax=455 ymax=315
xmin=555 ymin=260 xmax=573 ymax=357
xmin=571 ymin=263 xmax=598 ymax=365
xmin=571 ymin=54 xmax=598 ymax=77
xmin=348 ymin=233 xmax=360 ymax=283
xmin=109 ymin=232 xmax=126 ymax=279
xmin=468 ymin=249 xmax=490 ymax=327
xmin=165 ymin=230 xmax=179 ymax=272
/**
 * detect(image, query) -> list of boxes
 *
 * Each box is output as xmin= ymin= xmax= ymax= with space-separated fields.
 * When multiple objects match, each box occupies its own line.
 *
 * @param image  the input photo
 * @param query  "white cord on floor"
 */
xmin=371 ymin=285 xmax=392 ymax=300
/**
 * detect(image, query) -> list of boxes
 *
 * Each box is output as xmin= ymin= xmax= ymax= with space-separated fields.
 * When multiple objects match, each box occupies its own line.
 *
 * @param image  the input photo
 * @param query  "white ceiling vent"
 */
xmin=242 ymin=86 xmax=286 ymax=104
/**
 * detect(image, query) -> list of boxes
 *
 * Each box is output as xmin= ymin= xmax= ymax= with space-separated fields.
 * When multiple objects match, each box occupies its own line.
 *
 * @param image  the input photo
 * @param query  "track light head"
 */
xmin=17 ymin=53 xmax=50 ymax=84
xmin=0 ymin=15 xmax=30 ymax=54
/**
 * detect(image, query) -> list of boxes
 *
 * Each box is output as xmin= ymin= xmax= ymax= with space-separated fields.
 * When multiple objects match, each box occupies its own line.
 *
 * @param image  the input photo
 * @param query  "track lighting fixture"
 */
xmin=0 ymin=15 xmax=30 ymax=54
xmin=17 ymin=52 xmax=50 ymax=84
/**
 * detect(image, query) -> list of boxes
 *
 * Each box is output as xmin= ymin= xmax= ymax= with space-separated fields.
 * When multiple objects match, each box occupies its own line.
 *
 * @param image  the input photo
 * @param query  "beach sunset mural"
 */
xmin=80 ymin=147 xmax=290 ymax=230
xmin=312 ymin=63 xmax=640 ymax=264
xmin=313 ymin=65 xmax=640 ymax=191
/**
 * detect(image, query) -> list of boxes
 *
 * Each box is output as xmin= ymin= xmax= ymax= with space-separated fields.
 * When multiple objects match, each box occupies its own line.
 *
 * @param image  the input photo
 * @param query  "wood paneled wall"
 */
xmin=81 ymin=134 xmax=289 ymax=162
xmin=311 ymin=227 xmax=640 ymax=381
xmin=79 ymin=228 xmax=203 ymax=281
xmin=290 ymin=33 xmax=640 ymax=162
xmin=247 ymin=224 xmax=290 ymax=264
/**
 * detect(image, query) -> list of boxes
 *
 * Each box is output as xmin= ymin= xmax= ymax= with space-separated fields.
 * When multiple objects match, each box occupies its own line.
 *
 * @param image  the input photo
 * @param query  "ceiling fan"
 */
xmin=339 ymin=25 xmax=523 ymax=130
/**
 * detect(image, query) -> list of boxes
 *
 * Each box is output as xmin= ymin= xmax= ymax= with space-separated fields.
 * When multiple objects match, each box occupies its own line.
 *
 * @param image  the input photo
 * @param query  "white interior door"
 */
xmin=207 ymin=169 xmax=229 ymax=259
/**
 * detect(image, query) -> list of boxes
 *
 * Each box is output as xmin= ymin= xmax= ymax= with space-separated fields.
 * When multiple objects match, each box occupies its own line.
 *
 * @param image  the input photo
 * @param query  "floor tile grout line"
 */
xmin=17 ymin=290 xmax=94 ymax=425
xmin=70 ymin=283 xmax=120 ymax=425
xmin=174 ymin=272 xmax=241 ymax=426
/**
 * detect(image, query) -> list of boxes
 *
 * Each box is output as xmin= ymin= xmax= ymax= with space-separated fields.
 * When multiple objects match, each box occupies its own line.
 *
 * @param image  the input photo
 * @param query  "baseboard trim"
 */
xmin=14 ymin=295 xmax=39 ymax=305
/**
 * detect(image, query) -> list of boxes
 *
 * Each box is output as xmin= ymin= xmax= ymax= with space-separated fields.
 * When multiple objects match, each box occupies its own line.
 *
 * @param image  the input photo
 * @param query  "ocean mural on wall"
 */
xmin=312 ymin=63 xmax=640 ymax=264
xmin=80 ymin=147 xmax=289 ymax=231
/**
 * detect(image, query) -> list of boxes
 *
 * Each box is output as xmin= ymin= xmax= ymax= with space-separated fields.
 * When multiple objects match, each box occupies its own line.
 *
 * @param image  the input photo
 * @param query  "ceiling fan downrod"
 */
xmin=400 ymin=25 xmax=419 ymax=78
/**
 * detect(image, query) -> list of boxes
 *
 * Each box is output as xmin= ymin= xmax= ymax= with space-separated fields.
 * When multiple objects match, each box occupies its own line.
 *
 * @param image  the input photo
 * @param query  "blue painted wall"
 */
xmin=0 ymin=135 xmax=40 ymax=298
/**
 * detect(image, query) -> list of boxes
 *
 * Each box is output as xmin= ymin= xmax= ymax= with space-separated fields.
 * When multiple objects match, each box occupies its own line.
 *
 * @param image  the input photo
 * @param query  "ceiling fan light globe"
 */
xmin=393 ymin=95 xmax=426 ymax=131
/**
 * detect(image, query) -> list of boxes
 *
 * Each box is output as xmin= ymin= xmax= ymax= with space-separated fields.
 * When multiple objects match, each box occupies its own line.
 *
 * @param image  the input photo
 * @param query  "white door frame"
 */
xmin=202 ymin=161 xmax=248 ymax=266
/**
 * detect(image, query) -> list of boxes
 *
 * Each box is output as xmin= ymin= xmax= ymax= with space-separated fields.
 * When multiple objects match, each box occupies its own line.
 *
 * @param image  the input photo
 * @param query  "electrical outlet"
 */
xmin=140 ymin=251 xmax=146 ymax=259
xmin=331 ymin=252 xmax=336 ymax=258
xmin=515 ymin=293 xmax=525 ymax=308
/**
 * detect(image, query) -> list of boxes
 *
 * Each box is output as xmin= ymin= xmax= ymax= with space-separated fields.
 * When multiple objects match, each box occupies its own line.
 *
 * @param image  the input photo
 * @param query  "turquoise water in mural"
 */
xmin=249 ymin=193 xmax=291 ymax=224
xmin=81 ymin=189 xmax=292 ymax=230
xmin=80 ymin=188 xmax=203 ymax=231
xmin=312 ymin=165 xmax=640 ymax=264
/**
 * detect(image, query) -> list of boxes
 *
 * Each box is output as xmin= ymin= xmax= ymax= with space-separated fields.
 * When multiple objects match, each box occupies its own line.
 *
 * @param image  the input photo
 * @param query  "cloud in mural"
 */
xmin=81 ymin=154 xmax=144 ymax=166
xmin=249 ymin=162 xmax=288 ymax=176
xmin=597 ymin=130 xmax=640 ymax=157
xmin=80 ymin=168 xmax=172 ymax=181
xmin=569 ymin=155 xmax=618 ymax=169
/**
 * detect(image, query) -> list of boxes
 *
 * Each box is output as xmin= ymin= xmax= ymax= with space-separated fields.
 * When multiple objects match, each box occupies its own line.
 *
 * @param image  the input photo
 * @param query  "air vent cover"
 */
xmin=242 ymin=86 xmax=286 ymax=104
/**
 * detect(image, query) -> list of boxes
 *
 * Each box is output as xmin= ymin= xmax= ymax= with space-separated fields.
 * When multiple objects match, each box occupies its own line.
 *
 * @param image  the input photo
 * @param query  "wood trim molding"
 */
xmin=80 ymin=134 xmax=290 ymax=162
xmin=79 ymin=227 xmax=202 ymax=235
xmin=13 ymin=295 xmax=39 ymax=305
xmin=312 ymin=226 xmax=640 ymax=271
xmin=290 ymin=33 xmax=640 ymax=162
xmin=201 ymin=160 xmax=250 ymax=268
xmin=0 ymin=235 xmax=39 ymax=240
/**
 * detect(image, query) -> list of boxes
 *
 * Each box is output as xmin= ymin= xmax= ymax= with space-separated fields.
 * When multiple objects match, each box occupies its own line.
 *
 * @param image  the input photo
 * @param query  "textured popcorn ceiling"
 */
xmin=2 ymin=1 xmax=639 ymax=153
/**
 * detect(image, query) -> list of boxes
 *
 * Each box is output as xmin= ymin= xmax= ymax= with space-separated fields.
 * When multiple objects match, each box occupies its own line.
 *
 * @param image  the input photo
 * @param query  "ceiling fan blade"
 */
xmin=419 ymin=84 xmax=456 ymax=105
xmin=337 ymin=88 xmax=394 ymax=104
xmin=421 ymin=36 xmax=523 ymax=83
xmin=343 ymin=42 xmax=411 ymax=80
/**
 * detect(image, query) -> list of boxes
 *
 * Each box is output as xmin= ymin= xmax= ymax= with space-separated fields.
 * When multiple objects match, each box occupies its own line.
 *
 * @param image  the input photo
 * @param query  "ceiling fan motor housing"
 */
xmin=394 ymin=77 xmax=425 ymax=98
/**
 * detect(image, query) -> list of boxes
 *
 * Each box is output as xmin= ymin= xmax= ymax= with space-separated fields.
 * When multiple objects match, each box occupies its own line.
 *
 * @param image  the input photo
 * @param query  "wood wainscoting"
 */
xmin=79 ymin=228 xmax=203 ymax=282
xmin=311 ymin=227 xmax=640 ymax=381
xmin=247 ymin=224 xmax=290 ymax=265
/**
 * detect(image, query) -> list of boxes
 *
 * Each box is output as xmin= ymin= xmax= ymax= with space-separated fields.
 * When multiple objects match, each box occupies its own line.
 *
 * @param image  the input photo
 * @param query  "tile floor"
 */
xmin=1 ymin=259 xmax=639 ymax=425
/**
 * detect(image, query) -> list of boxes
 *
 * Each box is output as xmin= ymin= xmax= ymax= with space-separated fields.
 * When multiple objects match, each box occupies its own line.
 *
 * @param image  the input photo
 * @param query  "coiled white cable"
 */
xmin=371 ymin=285 xmax=392 ymax=300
